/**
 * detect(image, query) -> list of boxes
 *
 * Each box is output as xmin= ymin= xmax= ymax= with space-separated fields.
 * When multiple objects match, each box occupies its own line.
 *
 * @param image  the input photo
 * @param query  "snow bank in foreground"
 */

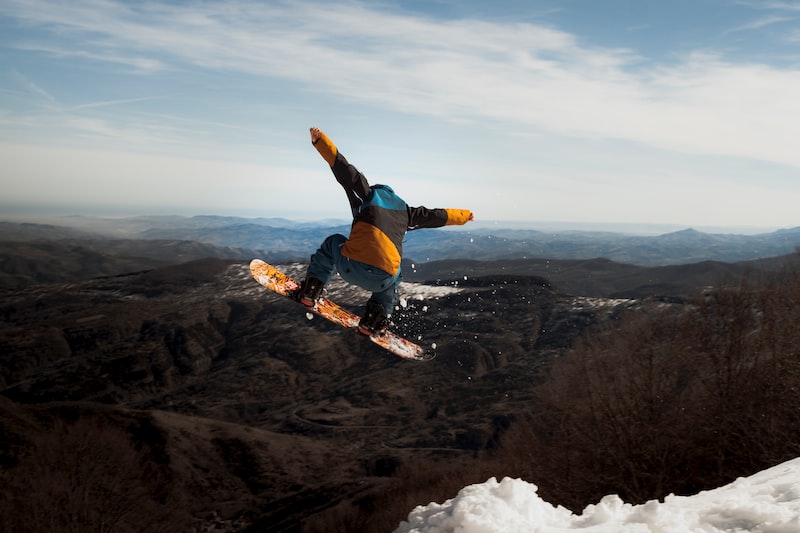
xmin=394 ymin=457 xmax=800 ymax=533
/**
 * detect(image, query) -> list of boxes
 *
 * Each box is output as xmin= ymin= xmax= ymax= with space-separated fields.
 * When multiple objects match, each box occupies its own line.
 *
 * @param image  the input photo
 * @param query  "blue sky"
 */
xmin=1 ymin=0 xmax=799 ymax=231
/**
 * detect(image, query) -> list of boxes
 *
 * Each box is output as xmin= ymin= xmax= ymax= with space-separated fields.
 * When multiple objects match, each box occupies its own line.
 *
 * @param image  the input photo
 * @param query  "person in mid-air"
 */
xmin=299 ymin=127 xmax=474 ymax=335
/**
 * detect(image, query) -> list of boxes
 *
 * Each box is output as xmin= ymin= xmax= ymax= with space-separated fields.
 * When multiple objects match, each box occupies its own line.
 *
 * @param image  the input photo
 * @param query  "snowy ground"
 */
xmin=394 ymin=457 xmax=800 ymax=533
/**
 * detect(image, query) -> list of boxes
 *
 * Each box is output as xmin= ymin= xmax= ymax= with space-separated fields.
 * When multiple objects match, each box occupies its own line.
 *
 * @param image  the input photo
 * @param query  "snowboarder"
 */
xmin=299 ymin=127 xmax=474 ymax=335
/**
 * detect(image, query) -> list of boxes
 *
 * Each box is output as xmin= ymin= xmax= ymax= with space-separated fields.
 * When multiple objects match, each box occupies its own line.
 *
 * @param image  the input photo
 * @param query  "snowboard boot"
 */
xmin=298 ymin=276 xmax=324 ymax=307
xmin=358 ymin=300 xmax=389 ymax=336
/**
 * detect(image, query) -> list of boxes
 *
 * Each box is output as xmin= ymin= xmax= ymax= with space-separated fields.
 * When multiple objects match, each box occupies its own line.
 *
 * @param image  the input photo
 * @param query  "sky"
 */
xmin=394 ymin=456 xmax=800 ymax=532
xmin=1 ymin=0 xmax=800 ymax=232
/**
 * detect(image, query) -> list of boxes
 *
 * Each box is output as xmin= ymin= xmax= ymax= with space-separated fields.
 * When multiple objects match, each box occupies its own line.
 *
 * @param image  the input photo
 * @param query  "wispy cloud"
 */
xmin=723 ymin=15 xmax=793 ymax=34
xmin=12 ymin=71 xmax=55 ymax=103
xmin=15 ymin=43 xmax=167 ymax=73
xmin=3 ymin=0 xmax=800 ymax=168
xmin=752 ymin=1 xmax=800 ymax=11
xmin=68 ymin=96 xmax=169 ymax=111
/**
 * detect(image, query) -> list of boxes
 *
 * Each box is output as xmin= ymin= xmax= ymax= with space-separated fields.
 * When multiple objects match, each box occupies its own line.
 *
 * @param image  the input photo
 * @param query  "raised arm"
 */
xmin=310 ymin=127 xmax=370 ymax=214
xmin=310 ymin=127 xmax=336 ymax=165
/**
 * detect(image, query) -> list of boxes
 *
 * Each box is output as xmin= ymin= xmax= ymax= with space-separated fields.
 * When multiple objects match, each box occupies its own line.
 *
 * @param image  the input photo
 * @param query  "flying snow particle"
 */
xmin=306 ymin=312 xmax=313 ymax=320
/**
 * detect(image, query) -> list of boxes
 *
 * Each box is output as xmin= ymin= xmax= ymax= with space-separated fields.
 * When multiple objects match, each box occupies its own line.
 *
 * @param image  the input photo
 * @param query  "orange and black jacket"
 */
xmin=313 ymin=131 xmax=472 ymax=276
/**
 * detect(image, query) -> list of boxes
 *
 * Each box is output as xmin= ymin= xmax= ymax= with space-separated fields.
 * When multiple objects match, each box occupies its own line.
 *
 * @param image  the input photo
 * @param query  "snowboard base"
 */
xmin=249 ymin=259 xmax=435 ymax=361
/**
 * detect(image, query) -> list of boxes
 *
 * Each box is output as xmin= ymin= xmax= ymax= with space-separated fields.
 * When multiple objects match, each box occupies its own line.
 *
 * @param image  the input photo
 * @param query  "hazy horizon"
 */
xmin=0 ymin=203 xmax=790 ymax=237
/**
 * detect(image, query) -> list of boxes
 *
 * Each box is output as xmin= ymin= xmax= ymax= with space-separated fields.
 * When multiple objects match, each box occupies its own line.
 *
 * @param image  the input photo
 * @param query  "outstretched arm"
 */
xmin=407 ymin=207 xmax=474 ymax=229
xmin=310 ymin=127 xmax=371 ymax=214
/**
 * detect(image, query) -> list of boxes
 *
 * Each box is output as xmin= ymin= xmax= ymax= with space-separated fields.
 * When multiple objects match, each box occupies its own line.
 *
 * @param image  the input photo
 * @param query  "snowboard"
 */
xmin=249 ymin=259 xmax=435 ymax=361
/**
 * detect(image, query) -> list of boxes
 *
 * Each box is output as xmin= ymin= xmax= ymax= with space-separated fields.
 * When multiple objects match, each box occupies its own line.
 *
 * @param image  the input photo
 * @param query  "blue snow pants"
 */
xmin=307 ymin=233 xmax=401 ymax=317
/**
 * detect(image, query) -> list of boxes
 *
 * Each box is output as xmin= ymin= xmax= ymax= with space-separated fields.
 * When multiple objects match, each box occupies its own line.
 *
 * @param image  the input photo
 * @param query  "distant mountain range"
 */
xmin=2 ymin=215 xmax=799 ymax=267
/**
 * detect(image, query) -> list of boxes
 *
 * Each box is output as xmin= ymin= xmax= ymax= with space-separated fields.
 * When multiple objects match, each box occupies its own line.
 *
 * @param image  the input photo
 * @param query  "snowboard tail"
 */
xmin=249 ymin=259 xmax=435 ymax=361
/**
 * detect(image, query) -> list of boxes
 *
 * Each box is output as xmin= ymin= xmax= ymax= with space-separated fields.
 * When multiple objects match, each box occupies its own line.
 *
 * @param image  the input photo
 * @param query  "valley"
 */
xmin=1 ymin=217 xmax=799 ymax=531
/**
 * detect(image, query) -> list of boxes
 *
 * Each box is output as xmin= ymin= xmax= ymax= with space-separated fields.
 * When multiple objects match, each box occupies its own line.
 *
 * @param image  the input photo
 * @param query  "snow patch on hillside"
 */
xmin=395 ymin=457 xmax=800 ymax=533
